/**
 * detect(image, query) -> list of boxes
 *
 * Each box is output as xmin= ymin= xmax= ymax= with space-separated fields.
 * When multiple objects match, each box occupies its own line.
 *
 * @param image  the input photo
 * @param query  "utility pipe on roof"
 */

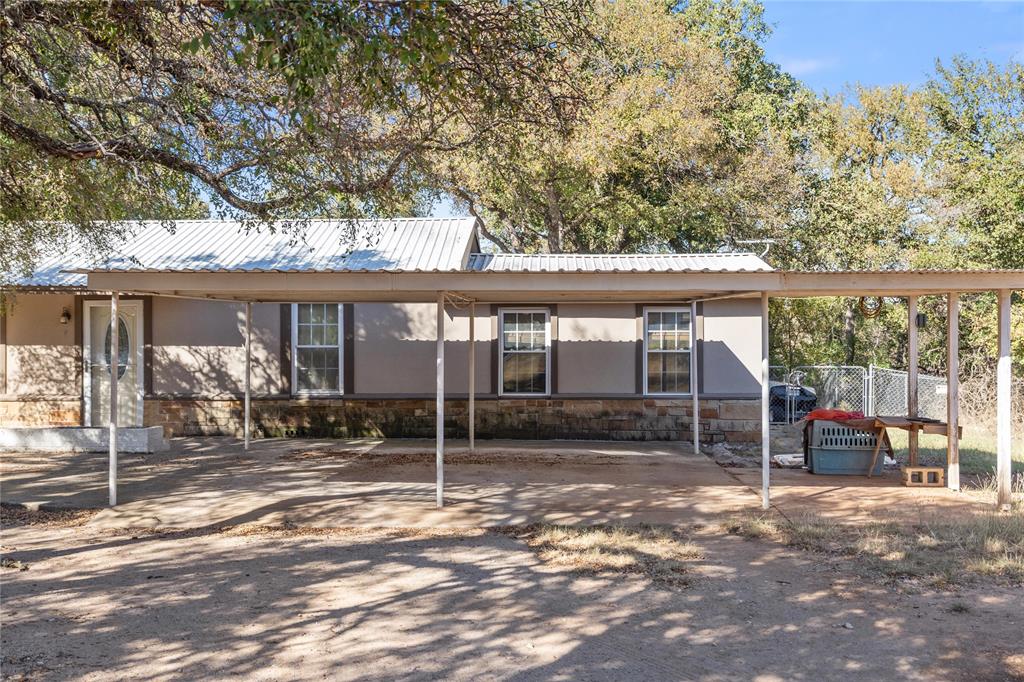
xmin=679 ymin=291 xmax=763 ymax=305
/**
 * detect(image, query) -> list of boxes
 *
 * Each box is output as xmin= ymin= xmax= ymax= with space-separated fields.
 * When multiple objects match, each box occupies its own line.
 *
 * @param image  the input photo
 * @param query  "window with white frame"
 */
xmin=291 ymin=303 xmax=342 ymax=394
xmin=499 ymin=309 xmax=550 ymax=395
xmin=644 ymin=307 xmax=692 ymax=395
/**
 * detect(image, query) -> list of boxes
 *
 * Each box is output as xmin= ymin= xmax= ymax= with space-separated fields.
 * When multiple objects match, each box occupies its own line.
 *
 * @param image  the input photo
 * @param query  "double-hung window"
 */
xmin=291 ymin=303 xmax=343 ymax=395
xmin=499 ymin=308 xmax=550 ymax=396
xmin=643 ymin=307 xmax=692 ymax=395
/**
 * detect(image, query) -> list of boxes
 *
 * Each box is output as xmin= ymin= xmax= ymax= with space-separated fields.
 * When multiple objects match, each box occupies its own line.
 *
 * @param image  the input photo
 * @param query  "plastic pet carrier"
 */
xmin=807 ymin=420 xmax=883 ymax=476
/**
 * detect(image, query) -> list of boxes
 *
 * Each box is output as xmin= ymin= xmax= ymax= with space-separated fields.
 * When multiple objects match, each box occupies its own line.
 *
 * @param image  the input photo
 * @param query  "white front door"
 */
xmin=84 ymin=301 xmax=144 ymax=427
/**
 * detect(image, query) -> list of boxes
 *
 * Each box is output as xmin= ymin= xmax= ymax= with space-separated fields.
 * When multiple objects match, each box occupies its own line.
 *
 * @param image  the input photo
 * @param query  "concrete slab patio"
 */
xmin=0 ymin=437 xmax=990 ymax=529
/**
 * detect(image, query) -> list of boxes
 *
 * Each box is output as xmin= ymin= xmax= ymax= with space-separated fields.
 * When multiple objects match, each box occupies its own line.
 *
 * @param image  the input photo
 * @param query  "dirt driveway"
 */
xmin=3 ymin=439 xmax=1018 ymax=680
xmin=2 ymin=517 xmax=1022 ymax=681
xmin=0 ymin=437 xmax=986 ymax=529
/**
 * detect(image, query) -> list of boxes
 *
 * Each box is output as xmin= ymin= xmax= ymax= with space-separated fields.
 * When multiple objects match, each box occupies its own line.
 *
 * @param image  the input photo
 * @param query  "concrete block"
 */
xmin=0 ymin=426 xmax=168 ymax=453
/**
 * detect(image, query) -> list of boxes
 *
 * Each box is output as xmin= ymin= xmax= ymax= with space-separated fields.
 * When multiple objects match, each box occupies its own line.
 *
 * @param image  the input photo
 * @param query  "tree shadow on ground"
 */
xmin=1 ymin=519 xmax=1022 ymax=681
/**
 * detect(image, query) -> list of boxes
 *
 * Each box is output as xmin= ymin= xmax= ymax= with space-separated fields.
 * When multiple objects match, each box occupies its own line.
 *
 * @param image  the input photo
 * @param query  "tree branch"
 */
xmin=449 ymin=187 xmax=514 ymax=252
xmin=0 ymin=111 xmax=415 ymax=216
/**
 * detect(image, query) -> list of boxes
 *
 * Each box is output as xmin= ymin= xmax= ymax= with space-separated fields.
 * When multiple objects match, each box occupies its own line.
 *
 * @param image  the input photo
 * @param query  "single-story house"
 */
xmin=0 ymin=218 xmax=768 ymax=443
xmin=1 ymin=217 xmax=1020 ymax=509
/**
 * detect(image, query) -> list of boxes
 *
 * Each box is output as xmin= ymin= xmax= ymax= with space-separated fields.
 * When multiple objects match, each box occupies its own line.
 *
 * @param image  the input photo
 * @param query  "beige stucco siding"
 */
xmin=2 ymin=294 xmax=763 ymax=403
xmin=556 ymin=304 xmax=636 ymax=394
xmin=700 ymin=298 xmax=761 ymax=396
xmin=151 ymin=298 xmax=282 ymax=396
xmin=2 ymin=294 xmax=79 ymax=398
xmin=354 ymin=303 xmax=491 ymax=395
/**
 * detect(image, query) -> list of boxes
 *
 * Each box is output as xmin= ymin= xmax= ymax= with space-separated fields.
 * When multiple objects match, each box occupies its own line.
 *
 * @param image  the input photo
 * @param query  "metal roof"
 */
xmin=15 ymin=218 xmax=479 ymax=287
xmin=466 ymin=252 xmax=773 ymax=273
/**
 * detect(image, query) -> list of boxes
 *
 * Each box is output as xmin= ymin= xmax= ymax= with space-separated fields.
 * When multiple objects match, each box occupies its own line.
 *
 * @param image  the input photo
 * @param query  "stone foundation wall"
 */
xmin=0 ymin=399 xmax=81 ymax=427
xmin=143 ymin=397 xmax=761 ymax=443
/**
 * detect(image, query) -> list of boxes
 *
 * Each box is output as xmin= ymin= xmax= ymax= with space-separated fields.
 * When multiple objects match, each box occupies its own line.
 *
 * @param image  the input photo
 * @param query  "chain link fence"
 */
xmin=794 ymin=365 xmax=868 ymax=414
xmin=768 ymin=365 xmax=789 ymax=424
xmin=769 ymin=365 xmax=867 ymax=424
xmin=770 ymin=363 xmax=1018 ymax=427
xmin=867 ymin=365 xmax=947 ymax=421
xmin=768 ymin=364 xmax=951 ymax=424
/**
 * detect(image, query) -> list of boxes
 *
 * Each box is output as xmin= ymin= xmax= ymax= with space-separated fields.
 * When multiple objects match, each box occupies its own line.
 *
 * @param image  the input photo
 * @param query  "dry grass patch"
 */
xmin=961 ymin=473 xmax=1024 ymax=512
xmin=725 ymin=511 xmax=1024 ymax=587
xmin=503 ymin=524 xmax=703 ymax=586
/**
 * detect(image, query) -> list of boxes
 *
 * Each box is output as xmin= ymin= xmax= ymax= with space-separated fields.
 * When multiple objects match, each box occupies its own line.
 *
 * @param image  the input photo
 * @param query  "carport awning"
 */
xmin=68 ymin=262 xmax=1021 ymax=513
xmin=78 ymin=269 xmax=1024 ymax=302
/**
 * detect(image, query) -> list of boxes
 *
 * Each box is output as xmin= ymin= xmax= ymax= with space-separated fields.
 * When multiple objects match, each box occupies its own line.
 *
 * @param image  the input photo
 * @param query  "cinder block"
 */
xmin=902 ymin=466 xmax=945 ymax=487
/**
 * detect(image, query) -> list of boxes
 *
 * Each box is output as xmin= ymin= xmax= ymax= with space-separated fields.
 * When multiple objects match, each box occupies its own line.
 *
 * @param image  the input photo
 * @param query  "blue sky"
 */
xmin=762 ymin=1 xmax=1024 ymax=94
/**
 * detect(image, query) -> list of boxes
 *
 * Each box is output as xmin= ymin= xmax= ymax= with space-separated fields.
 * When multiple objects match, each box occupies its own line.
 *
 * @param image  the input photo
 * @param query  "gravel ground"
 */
xmin=2 ymin=516 xmax=1022 ymax=681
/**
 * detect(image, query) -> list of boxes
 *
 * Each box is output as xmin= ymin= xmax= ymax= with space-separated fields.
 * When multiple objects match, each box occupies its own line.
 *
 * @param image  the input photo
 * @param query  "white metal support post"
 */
xmin=436 ymin=292 xmax=445 ymax=508
xmin=244 ymin=301 xmax=252 ymax=450
xmin=468 ymin=301 xmax=475 ymax=452
xmin=691 ymin=301 xmax=699 ymax=455
xmin=947 ymin=292 xmax=960 ymax=491
xmin=996 ymin=290 xmax=1012 ymax=510
xmin=907 ymin=296 xmax=919 ymax=466
xmin=109 ymin=291 xmax=119 ymax=507
xmin=760 ymin=292 xmax=770 ymax=510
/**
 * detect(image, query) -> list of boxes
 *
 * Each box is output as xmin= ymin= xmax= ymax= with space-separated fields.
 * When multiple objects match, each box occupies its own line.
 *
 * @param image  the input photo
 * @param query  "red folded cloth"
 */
xmin=803 ymin=408 xmax=865 ymax=422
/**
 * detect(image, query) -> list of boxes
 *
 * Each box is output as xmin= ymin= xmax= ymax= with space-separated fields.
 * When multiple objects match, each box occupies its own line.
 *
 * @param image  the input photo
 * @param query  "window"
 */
xmin=291 ymin=304 xmax=343 ymax=394
xmin=104 ymin=316 xmax=130 ymax=379
xmin=499 ymin=309 xmax=550 ymax=396
xmin=644 ymin=307 xmax=692 ymax=395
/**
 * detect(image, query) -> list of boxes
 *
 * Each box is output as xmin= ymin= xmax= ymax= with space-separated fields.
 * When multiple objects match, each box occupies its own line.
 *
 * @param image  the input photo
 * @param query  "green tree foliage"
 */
xmin=442 ymin=0 xmax=805 ymax=253
xmin=924 ymin=57 xmax=1024 ymax=270
xmin=770 ymin=58 xmax=1023 ymax=376
xmin=1 ymin=0 xmax=1020 ymax=378
xmin=1 ymin=0 xmax=588 ymax=282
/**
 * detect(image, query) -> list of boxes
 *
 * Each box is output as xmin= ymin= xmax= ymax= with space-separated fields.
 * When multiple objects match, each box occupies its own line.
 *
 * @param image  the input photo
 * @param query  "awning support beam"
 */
xmin=692 ymin=301 xmax=699 ymax=455
xmin=469 ymin=301 xmax=476 ymax=452
xmin=244 ymin=301 xmax=252 ymax=450
xmin=109 ymin=291 xmax=119 ymax=507
xmin=947 ymin=292 xmax=960 ymax=491
xmin=436 ymin=291 xmax=445 ymax=508
xmin=908 ymin=295 xmax=919 ymax=466
xmin=761 ymin=292 xmax=770 ymax=510
xmin=997 ymin=290 xmax=1012 ymax=510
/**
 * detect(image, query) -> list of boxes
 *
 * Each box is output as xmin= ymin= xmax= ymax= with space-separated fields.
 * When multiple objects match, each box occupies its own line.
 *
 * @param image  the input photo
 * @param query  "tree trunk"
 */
xmin=543 ymin=181 xmax=564 ymax=253
xmin=843 ymin=304 xmax=856 ymax=364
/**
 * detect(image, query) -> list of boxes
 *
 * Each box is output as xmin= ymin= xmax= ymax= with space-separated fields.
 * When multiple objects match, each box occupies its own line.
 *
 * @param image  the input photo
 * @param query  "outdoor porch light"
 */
xmin=59 ymin=307 xmax=71 ymax=325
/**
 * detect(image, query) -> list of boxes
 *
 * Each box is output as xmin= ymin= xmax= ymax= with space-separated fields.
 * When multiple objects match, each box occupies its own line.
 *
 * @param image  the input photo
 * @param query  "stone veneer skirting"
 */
xmin=0 ymin=400 xmax=81 ymax=427
xmin=142 ymin=397 xmax=762 ymax=443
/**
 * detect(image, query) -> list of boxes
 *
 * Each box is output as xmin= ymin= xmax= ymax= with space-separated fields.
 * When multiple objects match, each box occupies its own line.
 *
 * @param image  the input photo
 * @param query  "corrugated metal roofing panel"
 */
xmin=13 ymin=218 xmax=479 ymax=286
xmin=465 ymin=252 xmax=774 ymax=273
